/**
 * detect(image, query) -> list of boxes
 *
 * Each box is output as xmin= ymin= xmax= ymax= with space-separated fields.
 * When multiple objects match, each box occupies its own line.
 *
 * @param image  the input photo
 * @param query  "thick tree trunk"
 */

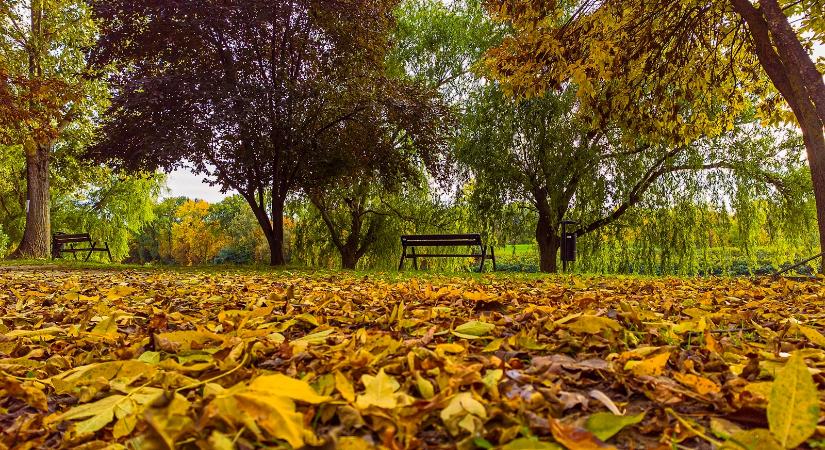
xmin=536 ymin=213 xmax=560 ymax=273
xmin=730 ymin=0 xmax=825 ymax=271
xmin=13 ymin=140 xmax=50 ymax=259
xmin=800 ymin=115 xmax=825 ymax=271
xmin=341 ymin=246 xmax=358 ymax=270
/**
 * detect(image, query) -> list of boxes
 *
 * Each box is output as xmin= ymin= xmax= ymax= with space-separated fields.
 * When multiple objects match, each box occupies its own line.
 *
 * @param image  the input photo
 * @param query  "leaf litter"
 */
xmin=1 ymin=269 xmax=825 ymax=449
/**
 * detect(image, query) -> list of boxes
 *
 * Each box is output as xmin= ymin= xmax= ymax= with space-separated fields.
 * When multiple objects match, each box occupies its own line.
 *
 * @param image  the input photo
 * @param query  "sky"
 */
xmin=164 ymin=169 xmax=228 ymax=203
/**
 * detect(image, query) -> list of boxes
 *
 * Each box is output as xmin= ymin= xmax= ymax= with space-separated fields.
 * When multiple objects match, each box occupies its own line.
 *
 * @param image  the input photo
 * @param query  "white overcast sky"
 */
xmin=164 ymin=169 xmax=228 ymax=202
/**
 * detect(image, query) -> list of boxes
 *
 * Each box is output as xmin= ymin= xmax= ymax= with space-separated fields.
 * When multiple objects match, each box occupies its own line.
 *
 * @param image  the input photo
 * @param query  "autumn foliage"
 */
xmin=2 ymin=269 xmax=824 ymax=448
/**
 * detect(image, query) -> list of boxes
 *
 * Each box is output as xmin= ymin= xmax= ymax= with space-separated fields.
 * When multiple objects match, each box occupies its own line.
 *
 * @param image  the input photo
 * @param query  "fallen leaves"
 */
xmin=767 ymin=352 xmax=820 ymax=448
xmin=2 ymin=269 xmax=825 ymax=449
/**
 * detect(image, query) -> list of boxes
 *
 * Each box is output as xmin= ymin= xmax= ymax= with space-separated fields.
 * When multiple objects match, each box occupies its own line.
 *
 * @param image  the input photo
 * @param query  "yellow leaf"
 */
xmin=768 ymin=352 xmax=819 ymax=448
xmin=50 ymin=360 xmax=156 ymax=394
xmin=153 ymin=330 xmax=225 ymax=352
xmin=720 ymin=428 xmax=781 ymax=450
xmin=482 ymin=338 xmax=503 ymax=352
xmin=453 ymin=320 xmax=495 ymax=337
xmin=205 ymin=374 xmax=329 ymax=448
xmin=355 ymin=368 xmax=410 ymax=410
xmin=705 ymin=332 xmax=722 ymax=353
xmin=625 ymin=352 xmax=670 ymax=377
xmin=798 ymin=325 xmax=825 ymax=347
xmin=435 ymin=343 xmax=465 ymax=357
xmin=247 ymin=374 xmax=330 ymax=404
xmin=440 ymin=392 xmax=487 ymax=435
xmin=335 ymin=371 xmax=356 ymax=402
xmin=91 ymin=316 xmax=120 ymax=338
xmin=673 ymin=372 xmax=720 ymax=395
xmin=565 ymin=316 xmax=622 ymax=334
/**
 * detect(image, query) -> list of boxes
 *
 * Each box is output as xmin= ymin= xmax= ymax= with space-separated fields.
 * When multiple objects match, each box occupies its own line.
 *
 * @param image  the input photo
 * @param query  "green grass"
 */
xmin=494 ymin=244 xmax=537 ymax=257
xmin=0 ymin=257 xmax=687 ymax=286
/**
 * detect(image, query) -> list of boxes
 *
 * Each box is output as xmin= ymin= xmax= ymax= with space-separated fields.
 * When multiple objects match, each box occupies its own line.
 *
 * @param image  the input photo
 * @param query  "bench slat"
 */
xmin=54 ymin=237 xmax=93 ymax=243
xmin=54 ymin=233 xmax=91 ymax=239
xmin=405 ymin=253 xmax=483 ymax=257
xmin=401 ymin=240 xmax=481 ymax=247
xmin=402 ymin=233 xmax=480 ymax=239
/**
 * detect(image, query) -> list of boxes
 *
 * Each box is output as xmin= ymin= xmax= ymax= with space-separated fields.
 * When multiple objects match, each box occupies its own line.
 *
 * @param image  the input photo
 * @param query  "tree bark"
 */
xmin=341 ymin=246 xmax=359 ymax=270
xmin=269 ymin=199 xmax=286 ymax=266
xmin=536 ymin=213 xmax=559 ymax=273
xmin=13 ymin=140 xmax=50 ymax=259
xmin=730 ymin=0 xmax=825 ymax=271
xmin=244 ymin=191 xmax=286 ymax=266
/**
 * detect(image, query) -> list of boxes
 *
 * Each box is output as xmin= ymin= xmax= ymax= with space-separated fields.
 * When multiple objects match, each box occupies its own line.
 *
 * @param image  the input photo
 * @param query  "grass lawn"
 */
xmin=1 ymin=262 xmax=823 ymax=449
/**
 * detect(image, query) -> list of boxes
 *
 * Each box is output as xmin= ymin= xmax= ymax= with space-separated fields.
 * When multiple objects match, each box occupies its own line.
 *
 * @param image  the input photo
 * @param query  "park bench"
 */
xmin=52 ymin=232 xmax=112 ymax=262
xmin=399 ymin=233 xmax=495 ymax=272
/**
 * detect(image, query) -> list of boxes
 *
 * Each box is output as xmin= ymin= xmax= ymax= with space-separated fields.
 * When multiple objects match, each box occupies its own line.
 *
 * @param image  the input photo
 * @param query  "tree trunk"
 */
xmin=13 ymin=140 xmax=50 ymax=259
xmin=341 ymin=246 xmax=358 ymax=270
xmin=269 ymin=199 xmax=286 ymax=266
xmin=536 ymin=213 xmax=560 ymax=273
xmin=730 ymin=0 xmax=825 ymax=271
xmin=799 ymin=113 xmax=825 ymax=271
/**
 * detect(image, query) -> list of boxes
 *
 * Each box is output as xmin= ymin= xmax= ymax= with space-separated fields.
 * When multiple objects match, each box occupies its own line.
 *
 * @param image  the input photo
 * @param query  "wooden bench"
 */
xmin=399 ymin=234 xmax=495 ymax=272
xmin=52 ymin=232 xmax=112 ymax=262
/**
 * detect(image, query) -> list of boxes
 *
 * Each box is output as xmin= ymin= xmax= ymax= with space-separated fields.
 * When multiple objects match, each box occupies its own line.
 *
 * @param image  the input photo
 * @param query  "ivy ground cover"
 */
xmin=1 ymin=268 xmax=824 ymax=449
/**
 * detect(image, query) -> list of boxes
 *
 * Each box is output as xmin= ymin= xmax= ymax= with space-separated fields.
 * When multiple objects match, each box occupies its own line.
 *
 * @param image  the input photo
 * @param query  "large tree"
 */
xmin=483 ymin=0 xmax=825 ymax=267
xmin=0 ymin=0 xmax=104 ymax=258
xmin=459 ymin=84 xmax=799 ymax=272
xmin=90 ymin=0 xmax=425 ymax=265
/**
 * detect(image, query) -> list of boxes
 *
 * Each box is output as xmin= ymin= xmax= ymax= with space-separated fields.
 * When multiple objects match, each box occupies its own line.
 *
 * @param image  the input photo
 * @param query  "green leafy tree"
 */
xmin=1 ymin=0 xmax=106 ymax=258
xmin=51 ymin=172 xmax=163 ymax=261
xmin=458 ymin=84 xmax=804 ymax=272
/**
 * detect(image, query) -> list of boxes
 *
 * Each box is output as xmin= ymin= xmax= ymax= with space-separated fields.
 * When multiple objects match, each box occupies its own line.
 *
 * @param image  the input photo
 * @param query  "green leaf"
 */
xmin=585 ymin=412 xmax=645 ymax=441
xmin=454 ymin=320 xmax=495 ymax=337
xmin=720 ymin=429 xmax=782 ymax=450
xmin=501 ymin=437 xmax=563 ymax=449
xmin=768 ymin=352 xmax=819 ymax=448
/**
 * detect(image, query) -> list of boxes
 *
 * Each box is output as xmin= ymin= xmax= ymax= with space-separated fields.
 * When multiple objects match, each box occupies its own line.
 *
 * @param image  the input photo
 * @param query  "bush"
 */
xmin=0 ymin=226 xmax=8 ymax=258
xmin=213 ymin=246 xmax=254 ymax=265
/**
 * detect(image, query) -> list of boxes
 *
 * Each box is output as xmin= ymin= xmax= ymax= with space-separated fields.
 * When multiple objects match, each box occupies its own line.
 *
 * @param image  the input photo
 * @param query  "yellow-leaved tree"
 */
xmin=170 ymin=200 xmax=226 ymax=266
xmin=484 ymin=0 xmax=825 ymax=266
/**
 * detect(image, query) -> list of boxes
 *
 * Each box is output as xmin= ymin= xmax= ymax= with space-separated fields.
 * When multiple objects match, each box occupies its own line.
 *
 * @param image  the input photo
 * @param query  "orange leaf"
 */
xmin=550 ymin=418 xmax=617 ymax=450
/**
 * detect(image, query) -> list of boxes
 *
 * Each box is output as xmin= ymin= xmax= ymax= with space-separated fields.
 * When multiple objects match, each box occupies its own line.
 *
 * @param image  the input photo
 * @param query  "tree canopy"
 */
xmin=90 ymin=0 xmax=449 ymax=266
xmin=482 ymin=0 xmax=825 ymax=267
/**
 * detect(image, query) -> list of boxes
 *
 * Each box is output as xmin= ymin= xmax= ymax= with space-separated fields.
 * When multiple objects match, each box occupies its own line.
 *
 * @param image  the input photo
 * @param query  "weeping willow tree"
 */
xmin=291 ymin=179 xmax=484 ymax=271
xmin=575 ymin=130 xmax=816 ymax=275
xmin=457 ymin=79 xmax=812 ymax=273
xmin=51 ymin=171 xmax=165 ymax=261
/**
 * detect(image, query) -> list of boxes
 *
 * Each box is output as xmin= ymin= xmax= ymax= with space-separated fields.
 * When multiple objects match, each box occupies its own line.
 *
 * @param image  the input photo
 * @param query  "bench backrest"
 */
xmin=53 ymin=233 xmax=92 ymax=244
xmin=401 ymin=234 xmax=482 ymax=247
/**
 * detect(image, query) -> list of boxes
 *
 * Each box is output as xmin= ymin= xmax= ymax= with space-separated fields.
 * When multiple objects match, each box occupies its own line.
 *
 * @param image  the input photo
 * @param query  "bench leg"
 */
xmin=106 ymin=243 xmax=112 ymax=262
xmin=479 ymin=245 xmax=486 ymax=273
xmin=399 ymin=246 xmax=407 ymax=270
xmin=490 ymin=246 xmax=496 ymax=271
xmin=411 ymin=247 xmax=418 ymax=270
xmin=85 ymin=242 xmax=96 ymax=262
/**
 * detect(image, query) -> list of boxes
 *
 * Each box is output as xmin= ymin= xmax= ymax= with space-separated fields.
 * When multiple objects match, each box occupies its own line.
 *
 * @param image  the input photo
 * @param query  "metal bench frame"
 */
xmin=52 ymin=232 xmax=112 ymax=262
xmin=399 ymin=233 xmax=496 ymax=272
